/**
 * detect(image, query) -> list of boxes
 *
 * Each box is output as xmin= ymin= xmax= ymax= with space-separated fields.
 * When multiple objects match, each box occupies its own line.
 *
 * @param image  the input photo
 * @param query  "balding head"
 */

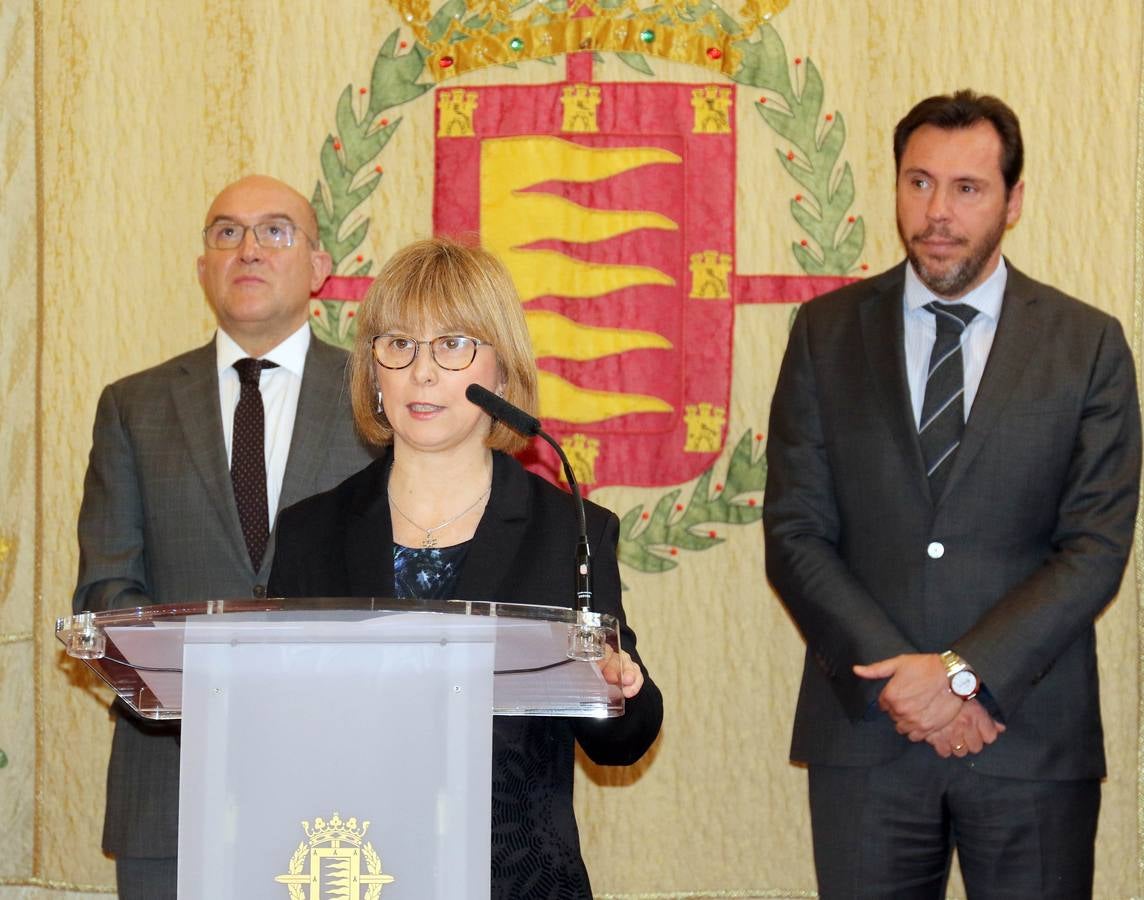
xmin=197 ymin=175 xmax=331 ymax=357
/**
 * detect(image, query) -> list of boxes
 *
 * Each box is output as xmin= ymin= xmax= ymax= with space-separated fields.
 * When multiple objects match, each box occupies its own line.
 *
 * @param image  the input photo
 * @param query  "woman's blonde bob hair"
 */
xmin=350 ymin=237 xmax=539 ymax=454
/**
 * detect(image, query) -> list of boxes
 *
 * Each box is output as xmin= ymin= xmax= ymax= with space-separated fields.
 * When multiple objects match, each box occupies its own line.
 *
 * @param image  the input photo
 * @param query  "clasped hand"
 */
xmin=853 ymin=653 xmax=1004 ymax=758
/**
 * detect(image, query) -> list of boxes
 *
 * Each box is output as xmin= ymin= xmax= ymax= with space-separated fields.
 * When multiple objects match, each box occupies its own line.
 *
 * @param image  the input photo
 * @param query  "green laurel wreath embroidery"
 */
xmin=733 ymin=27 xmax=865 ymax=276
xmin=310 ymin=19 xmax=860 ymax=572
xmin=617 ymin=429 xmax=764 ymax=573
xmin=309 ymin=30 xmax=431 ymax=349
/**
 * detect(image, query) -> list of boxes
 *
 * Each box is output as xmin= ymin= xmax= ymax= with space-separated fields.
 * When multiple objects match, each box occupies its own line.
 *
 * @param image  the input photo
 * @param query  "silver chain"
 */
xmin=389 ymin=483 xmax=492 ymax=548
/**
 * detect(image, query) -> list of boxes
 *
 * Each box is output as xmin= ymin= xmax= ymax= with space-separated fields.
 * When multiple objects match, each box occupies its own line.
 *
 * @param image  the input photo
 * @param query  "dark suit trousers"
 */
xmin=116 ymin=856 xmax=177 ymax=900
xmin=808 ymin=742 xmax=1100 ymax=899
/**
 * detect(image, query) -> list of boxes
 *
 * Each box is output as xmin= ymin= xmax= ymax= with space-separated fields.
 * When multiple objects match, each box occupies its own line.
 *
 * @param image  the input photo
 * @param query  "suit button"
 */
xmin=252 ymin=584 xmax=267 ymax=598
xmin=927 ymin=542 xmax=945 ymax=559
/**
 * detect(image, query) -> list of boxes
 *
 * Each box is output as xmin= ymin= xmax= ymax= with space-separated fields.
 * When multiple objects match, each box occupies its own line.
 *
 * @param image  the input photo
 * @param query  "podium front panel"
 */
xmin=177 ymin=617 xmax=495 ymax=900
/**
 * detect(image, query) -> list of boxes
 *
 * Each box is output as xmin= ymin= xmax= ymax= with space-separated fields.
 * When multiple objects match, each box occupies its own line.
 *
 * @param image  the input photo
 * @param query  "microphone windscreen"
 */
xmin=465 ymin=383 xmax=541 ymax=436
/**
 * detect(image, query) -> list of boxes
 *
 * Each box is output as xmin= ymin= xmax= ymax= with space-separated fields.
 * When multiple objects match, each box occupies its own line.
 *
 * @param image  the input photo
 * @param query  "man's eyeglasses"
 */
xmin=371 ymin=334 xmax=490 ymax=371
xmin=202 ymin=219 xmax=315 ymax=250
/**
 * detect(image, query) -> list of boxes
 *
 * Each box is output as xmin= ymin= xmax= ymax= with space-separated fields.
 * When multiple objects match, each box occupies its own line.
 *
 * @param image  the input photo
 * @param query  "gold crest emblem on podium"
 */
xmin=275 ymin=812 xmax=395 ymax=899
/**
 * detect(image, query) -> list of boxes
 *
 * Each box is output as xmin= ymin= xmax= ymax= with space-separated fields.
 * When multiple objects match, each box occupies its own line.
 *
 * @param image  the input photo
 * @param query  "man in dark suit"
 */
xmin=73 ymin=175 xmax=374 ymax=898
xmin=763 ymin=90 xmax=1141 ymax=898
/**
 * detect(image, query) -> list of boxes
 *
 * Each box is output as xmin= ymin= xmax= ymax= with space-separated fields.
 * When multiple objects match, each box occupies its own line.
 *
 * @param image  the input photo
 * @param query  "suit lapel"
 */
xmin=170 ymin=341 xmax=249 ymax=561
xmin=344 ymin=454 xmax=397 ymax=596
xmin=278 ymin=337 xmax=348 ymax=512
xmin=944 ymin=263 xmax=1039 ymax=493
xmin=456 ymin=452 xmax=530 ymax=601
xmin=859 ymin=266 xmax=930 ymax=493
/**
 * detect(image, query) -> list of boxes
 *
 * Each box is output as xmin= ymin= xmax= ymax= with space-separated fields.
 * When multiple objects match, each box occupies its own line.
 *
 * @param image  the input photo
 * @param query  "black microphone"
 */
xmin=466 ymin=384 xmax=593 ymax=615
xmin=465 ymin=383 xmax=541 ymax=437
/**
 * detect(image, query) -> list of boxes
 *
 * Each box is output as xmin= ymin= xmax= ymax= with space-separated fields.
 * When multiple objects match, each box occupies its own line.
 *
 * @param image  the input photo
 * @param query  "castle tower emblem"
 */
xmin=691 ymin=85 xmax=733 ymax=133
xmin=684 ymin=403 xmax=727 ymax=453
xmin=689 ymin=250 xmax=733 ymax=299
xmin=560 ymin=433 xmax=602 ymax=486
xmin=561 ymin=83 xmax=602 ymax=132
xmin=438 ymin=89 xmax=479 ymax=137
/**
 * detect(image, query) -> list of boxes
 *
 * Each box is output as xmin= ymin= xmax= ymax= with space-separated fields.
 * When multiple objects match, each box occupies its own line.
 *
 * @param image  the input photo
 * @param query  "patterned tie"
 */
xmin=231 ymin=358 xmax=278 ymax=567
xmin=919 ymin=302 xmax=978 ymax=496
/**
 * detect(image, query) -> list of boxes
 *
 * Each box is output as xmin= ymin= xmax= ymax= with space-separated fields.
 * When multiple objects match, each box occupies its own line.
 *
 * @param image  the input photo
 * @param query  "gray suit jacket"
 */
xmin=73 ymin=334 xmax=375 ymax=857
xmin=763 ymin=261 xmax=1141 ymax=780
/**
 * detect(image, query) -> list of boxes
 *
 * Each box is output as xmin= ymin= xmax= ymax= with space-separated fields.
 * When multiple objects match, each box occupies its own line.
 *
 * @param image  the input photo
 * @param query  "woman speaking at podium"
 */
xmin=269 ymin=237 xmax=662 ymax=898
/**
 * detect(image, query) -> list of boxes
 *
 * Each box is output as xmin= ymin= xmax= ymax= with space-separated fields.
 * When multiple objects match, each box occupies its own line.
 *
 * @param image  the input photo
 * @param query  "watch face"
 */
xmin=950 ymin=669 xmax=978 ymax=697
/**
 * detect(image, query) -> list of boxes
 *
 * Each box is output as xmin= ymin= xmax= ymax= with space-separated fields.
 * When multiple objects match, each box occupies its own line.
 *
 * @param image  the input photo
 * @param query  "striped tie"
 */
xmin=919 ymin=302 xmax=978 ymax=496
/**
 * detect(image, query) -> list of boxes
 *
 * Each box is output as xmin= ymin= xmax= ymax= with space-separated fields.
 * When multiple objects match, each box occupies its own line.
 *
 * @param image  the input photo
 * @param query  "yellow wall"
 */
xmin=2 ymin=0 xmax=1141 ymax=896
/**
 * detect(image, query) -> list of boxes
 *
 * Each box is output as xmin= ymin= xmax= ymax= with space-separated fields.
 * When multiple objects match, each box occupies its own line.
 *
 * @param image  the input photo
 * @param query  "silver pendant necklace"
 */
xmin=389 ymin=483 xmax=492 ymax=548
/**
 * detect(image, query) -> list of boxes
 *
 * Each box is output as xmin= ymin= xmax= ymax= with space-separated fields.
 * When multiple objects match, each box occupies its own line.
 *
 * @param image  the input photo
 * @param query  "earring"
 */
xmin=375 ymin=390 xmax=383 ymax=414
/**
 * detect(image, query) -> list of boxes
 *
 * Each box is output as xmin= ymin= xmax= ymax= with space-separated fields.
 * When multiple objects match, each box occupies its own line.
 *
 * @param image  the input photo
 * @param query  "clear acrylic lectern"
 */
xmin=57 ymin=598 xmax=623 ymax=900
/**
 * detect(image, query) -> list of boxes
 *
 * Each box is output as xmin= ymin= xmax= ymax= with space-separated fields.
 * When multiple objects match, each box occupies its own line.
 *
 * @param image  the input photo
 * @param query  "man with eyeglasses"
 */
xmin=73 ymin=174 xmax=374 ymax=898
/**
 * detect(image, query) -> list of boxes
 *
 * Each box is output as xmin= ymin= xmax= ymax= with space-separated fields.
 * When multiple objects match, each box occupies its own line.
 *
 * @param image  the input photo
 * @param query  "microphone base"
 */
xmin=63 ymin=611 xmax=107 ymax=660
xmin=567 ymin=610 xmax=606 ymax=661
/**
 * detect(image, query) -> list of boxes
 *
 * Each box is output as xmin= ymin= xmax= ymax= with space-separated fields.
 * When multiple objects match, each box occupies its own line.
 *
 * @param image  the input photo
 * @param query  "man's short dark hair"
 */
xmin=893 ymin=89 xmax=1024 ymax=191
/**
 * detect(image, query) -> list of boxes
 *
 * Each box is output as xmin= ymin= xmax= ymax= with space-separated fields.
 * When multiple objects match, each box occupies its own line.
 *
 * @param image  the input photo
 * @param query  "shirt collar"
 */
xmin=215 ymin=321 xmax=312 ymax=377
xmin=904 ymin=256 xmax=1008 ymax=322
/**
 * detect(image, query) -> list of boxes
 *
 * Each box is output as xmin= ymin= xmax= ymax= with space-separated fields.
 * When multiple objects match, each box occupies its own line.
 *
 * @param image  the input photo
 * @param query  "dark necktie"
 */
xmin=919 ymin=302 xmax=978 ymax=496
xmin=231 ymin=358 xmax=278 ymax=567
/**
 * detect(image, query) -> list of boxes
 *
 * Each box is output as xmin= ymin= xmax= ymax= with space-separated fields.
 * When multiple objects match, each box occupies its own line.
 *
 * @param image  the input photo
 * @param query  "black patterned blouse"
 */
xmin=392 ymin=542 xmax=470 ymax=600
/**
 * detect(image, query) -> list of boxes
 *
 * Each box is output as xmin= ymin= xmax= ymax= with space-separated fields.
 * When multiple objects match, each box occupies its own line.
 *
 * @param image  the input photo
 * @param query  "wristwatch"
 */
xmin=940 ymin=650 xmax=979 ymax=700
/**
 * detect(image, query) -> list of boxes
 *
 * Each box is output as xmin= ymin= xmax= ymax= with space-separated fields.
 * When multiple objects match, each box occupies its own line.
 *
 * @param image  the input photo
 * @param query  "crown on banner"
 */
xmin=391 ymin=0 xmax=791 ymax=80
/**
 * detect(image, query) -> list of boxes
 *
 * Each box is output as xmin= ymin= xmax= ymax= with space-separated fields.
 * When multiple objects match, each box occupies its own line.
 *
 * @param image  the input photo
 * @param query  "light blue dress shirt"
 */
xmin=903 ymin=259 xmax=1008 ymax=427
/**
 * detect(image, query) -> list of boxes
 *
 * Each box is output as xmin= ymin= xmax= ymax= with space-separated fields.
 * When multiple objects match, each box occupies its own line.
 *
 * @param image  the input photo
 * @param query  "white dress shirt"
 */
xmin=903 ymin=258 xmax=1007 ymax=428
xmin=216 ymin=322 xmax=310 ymax=528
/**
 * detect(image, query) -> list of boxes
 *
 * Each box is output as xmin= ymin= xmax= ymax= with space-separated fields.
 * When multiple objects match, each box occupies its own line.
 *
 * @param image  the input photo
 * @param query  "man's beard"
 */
xmin=900 ymin=213 xmax=1007 ymax=298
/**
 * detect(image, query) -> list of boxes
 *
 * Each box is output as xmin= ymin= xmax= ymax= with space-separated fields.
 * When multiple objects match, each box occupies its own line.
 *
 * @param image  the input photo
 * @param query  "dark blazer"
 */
xmin=763 ymin=261 xmax=1140 ymax=779
xmin=269 ymin=449 xmax=663 ymax=899
xmin=73 ymin=335 xmax=375 ymax=857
